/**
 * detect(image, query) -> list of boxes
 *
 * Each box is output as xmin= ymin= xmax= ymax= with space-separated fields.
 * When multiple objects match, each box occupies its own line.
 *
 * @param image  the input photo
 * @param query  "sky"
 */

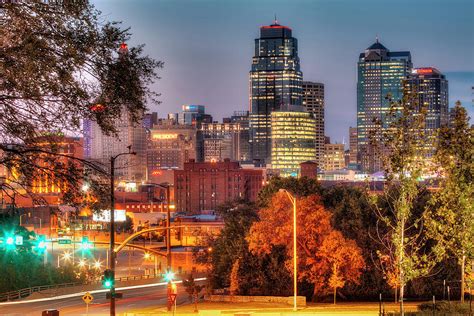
xmin=92 ymin=0 xmax=474 ymax=143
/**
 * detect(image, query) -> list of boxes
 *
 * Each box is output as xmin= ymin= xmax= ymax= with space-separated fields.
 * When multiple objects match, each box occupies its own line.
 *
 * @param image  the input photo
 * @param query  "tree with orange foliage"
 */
xmin=320 ymin=231 xmax=365 ymax=304
xmin=247 ymin=193 xmax=365 ymax=300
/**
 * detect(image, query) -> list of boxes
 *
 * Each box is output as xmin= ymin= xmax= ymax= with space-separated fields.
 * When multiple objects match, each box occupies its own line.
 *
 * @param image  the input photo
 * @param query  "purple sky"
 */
xmin=92 ymin=0 xmax=474 ymax=143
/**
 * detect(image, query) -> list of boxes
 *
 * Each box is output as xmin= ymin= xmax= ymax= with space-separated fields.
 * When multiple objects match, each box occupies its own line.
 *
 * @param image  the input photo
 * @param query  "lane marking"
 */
xmin=0 ymin=278 xmax=206 ymax=306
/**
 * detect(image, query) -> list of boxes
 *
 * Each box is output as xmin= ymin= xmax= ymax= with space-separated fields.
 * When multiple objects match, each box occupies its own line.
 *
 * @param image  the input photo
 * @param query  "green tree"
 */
xmin=372 ymin=90 xmax=443 ymax=315
xmin=182 ymin=274 xmax=204 ymax=312
xmin=321 ymin=185 xmax=388 ymax=299
xmin=257 ymin=176 xmax=320 ymax=208
xmin=0 ymin=214 xmax=82 ymax=292
xmin=425 ymin=101 xmax=473 ymax=302
xmin=1 ymin=2 xmax=161 ymax=204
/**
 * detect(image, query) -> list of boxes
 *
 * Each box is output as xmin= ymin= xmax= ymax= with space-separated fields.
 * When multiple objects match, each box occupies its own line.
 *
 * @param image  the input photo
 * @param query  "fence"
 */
xmin=0 ymin=282 xmax=81 ymax=302
xmin=0 ymin=270 xmax=207 ymax=302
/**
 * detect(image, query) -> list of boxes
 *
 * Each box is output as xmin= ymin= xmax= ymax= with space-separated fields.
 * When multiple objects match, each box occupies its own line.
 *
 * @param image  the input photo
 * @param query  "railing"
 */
xmin=0 ymin=282 xmax=82 ymax=302
xmin=0 ymin=270 xmax=208 ymax=302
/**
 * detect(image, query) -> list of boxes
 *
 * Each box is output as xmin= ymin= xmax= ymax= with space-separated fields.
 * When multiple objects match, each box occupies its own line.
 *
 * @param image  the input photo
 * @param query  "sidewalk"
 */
xmin=122 ymin=301 xmax=421 ymax=316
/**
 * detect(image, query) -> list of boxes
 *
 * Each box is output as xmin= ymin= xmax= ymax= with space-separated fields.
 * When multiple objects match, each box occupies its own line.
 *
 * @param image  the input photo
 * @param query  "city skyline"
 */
xmin=92 ymin=0 xmax=473 ymax=143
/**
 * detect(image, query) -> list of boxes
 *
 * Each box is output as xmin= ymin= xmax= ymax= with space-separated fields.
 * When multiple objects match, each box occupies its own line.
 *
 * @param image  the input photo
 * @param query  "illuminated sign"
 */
xmin=412 ymin=68 xmax=434 ymax=75
xmin=151 ymin=170 xmax=163 ymax=176
xmin=151 ymin=133 xmax=178 ymax=140
xmin=93 ymin=210 xmax=126 ymax=222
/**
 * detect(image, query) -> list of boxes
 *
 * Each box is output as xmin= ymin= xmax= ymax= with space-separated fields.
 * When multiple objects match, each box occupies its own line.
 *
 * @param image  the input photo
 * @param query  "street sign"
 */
xmin=169 ymin=293 xmax=177 ymax=305
xmin=15 ymin=235 xmax=23 ymax=246
xmin=58 ymin=239 xmax=72 ymax=244
xmin=82 ymin=292 xmax=93 ymax=304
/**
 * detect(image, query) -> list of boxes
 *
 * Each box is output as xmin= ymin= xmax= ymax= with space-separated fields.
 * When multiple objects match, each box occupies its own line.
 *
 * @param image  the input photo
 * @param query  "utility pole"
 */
xmin=166 ymin=184 xmax=171 ymax=271
xmin=109 ymin=149 xmax=136 ymax=316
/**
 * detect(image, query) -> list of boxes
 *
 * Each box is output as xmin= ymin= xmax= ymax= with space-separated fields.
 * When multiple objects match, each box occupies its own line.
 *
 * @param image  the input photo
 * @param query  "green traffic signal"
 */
xmin=164 ymin=271 xmax=175 ymax=282
xmin=102 ymin=269 xmax=114 ymax=289
xmin=36 ymin=235 xmax=47 ymax=252
xmin=80 ymin=236 xmax=92 ymax=250
xmin=6 ymin=236 xmax=14 ymax=245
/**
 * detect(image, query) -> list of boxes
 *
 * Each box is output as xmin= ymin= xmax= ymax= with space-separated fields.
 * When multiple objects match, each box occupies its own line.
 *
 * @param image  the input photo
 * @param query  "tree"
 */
xmin=193 ymin=200 xmax=292 ymax=296
xmin=257 ymin=176 xmax=320 ymax=208
xmin=320 ymin=231 xmax=365 ymax=304
xmin=425 ymin=101 xmax=473 ymax=302
xmin=247 ymin=193 xmax=365 ymax=300
xmin=0 ymin=213 xmax=82 ymax=292
xmin=371 ymin=89 xmax=443 ymax=315
xmin=322 ymin=185 xmax=389 ymax=299
xmin=1 ymin=2 xmax=161 ymax=204
xmin=229 ymin=258 xmax=240 ymax=295
xmin=182 ymin=274 xmax=205 ymax=312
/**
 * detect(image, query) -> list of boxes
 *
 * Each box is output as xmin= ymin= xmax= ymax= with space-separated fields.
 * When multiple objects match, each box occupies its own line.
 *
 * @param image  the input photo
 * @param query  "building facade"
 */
xmin=174 ymin=159 xmax=263 ymax=214
xmin=348 ymin=126 xmax=358 ymax=169
xmin=406 ymin=67 xmax=449 ymax=158
xmin=302 ymin=81 xmax=325 ymax=166
xmin=200 ymin=121 xmax=242 ymax=162
xmin=249 ymin=21 xmax=303 ymax=165
xmin=88 ymin=110 xmax=147 ymax=181
xmin=147 ymin=120 xmax=197 ymax=175
xmin=270 ymin=108 xmax=316 ymax=177
xmin=324 ymin=143 xmax=345 ymax=171
xmin=230 ymin=111 xmax=251 ymax=162
xmin=357 ymin=39 xmax=412 ymax=172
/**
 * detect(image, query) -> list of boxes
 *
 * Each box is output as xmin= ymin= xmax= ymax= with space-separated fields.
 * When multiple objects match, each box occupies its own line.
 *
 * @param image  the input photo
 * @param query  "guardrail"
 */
xmin=0 ymin=282 xmax=82 ymax=302
xmin=0 ymin=270 xmax=207 ymax=302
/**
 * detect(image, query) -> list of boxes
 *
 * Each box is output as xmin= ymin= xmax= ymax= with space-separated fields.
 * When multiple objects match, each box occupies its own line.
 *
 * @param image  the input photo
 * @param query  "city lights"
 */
xmin=94 ymin=260 xmax=102 ymax=270
xmin=62 ymin=251 xmax=71 ymax=261
xmin=164 ymin=271 xmax=175 ymax=282
xmin=78 ymin=259 xmax=86 ymax=268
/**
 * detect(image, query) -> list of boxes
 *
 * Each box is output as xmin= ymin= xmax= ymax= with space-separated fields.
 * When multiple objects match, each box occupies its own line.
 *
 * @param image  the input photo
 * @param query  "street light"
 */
xmin=94 ymin=260 xmax=102 ymax=270
xmin=279 ymin=188 xmax=298 ymax=312
xmin=109 ymin=148 xmax=136 ymax=316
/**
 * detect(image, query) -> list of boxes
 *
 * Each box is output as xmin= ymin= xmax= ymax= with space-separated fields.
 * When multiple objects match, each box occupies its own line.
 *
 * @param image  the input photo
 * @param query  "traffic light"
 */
xmin=102 ymin=269 xmax=114 ymax=289
xmin=5 ymin=236 xmax=14 ymax=246
xmin=36 ymin=235 xmax=47 ymax=252
xmin=80 ymin=236 xmax=92 ymax=250
xmin=164 ymin=270 xmax=175 ymax=282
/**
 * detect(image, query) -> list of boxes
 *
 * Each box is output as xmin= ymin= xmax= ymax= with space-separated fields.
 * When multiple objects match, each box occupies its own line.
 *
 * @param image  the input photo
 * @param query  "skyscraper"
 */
xmin=348 ymin=127 xmax=358 ymax=169
xmin=357 ymin=39 xmax=412 ymax=172
xmin=230 ymin=111 xmax=251 ymax=163
xmin=88 ymin=110 xmax=147 ymax=181
xmin=271 ymin=107 xmax=316 ymax=177
xmin=302 ymin=81 xmax=325 ymax=167
xmin=249 ymin=20 xmax=303 ymax=165
xmin=406 ymin=67 xmax=449 ymax=158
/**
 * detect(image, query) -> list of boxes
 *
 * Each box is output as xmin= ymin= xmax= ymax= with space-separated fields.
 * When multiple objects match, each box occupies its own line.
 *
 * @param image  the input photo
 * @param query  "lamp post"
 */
xmin=109 ymin=149 xmax=136 ymax=316
xmin=147 ymin=182 xmax=172 ymax=272
xmin=279 ymin=189 xmax=298 ymax=312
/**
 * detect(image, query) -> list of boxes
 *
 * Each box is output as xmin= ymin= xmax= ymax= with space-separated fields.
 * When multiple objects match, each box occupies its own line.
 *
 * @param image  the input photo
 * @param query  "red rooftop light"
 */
xmin=261 ymin=25 xmax=292 ymax=30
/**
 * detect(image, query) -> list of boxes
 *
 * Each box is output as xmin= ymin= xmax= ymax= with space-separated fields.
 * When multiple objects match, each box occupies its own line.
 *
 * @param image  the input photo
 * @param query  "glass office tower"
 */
xmin=249 ymin=21 xmax=303 ymax=165
xmin=406 ymin=67 xmax=448 ymax=159
xmin=357 ymin=39 xmax=412 ymax=172
xmin=271 ymin=107 xmax=316 ymax=177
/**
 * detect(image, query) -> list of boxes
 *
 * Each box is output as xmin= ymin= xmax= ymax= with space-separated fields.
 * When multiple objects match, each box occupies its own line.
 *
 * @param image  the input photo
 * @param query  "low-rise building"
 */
xmin=174 ymin=159 xmax=263 ymax=214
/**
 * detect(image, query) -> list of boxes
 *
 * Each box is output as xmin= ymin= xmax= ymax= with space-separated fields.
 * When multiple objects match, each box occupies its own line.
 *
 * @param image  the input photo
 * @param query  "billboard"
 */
xmin=93 ymin=210 xmax=126 ymax=222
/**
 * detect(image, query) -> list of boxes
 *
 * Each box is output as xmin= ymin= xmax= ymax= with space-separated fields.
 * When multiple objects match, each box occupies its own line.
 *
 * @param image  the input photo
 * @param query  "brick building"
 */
xmin=174 ymin=159 xmax=263 ymax=214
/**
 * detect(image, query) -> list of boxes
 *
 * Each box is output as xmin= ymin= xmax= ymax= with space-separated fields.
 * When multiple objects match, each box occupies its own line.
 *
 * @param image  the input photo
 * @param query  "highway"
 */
xmin=0 ymin=280 xmax=201 ymax=316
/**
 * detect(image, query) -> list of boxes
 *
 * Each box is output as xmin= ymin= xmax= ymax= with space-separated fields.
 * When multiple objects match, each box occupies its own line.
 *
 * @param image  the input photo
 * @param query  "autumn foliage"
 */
xmin=247 ymin=193 xmax=365 ymax=300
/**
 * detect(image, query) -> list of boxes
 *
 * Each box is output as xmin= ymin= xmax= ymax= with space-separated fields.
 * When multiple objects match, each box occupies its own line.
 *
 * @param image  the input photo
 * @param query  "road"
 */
xmin=0 ymin=281 xmax=194 ymax=316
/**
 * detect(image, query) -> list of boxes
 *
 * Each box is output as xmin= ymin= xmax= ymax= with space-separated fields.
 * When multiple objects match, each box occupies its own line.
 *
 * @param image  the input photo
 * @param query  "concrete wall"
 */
xmin=205 ymin=295 xmax=306 ymax=307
